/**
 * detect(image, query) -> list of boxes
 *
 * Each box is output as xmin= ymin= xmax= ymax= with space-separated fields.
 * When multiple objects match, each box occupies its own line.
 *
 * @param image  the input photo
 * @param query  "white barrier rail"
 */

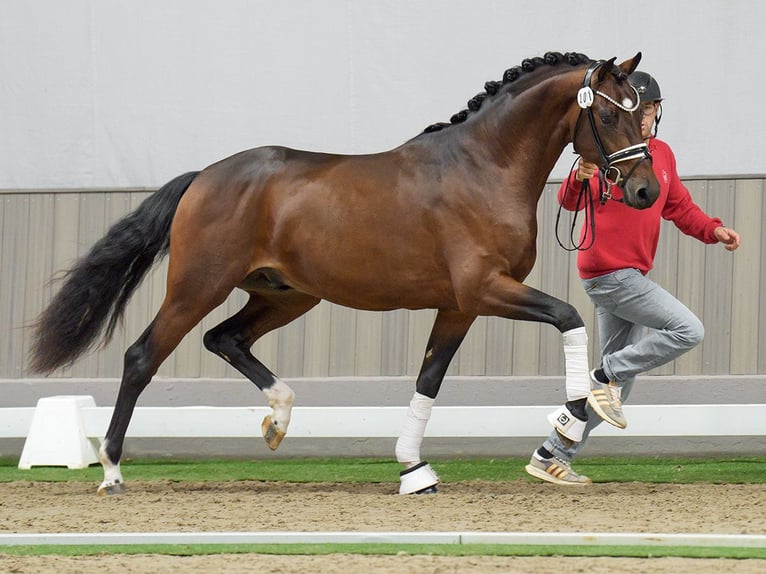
xmin=3 ymin=403 xmax=766 ymax=439
xmin=2 ymin=531 xmax=766 ymax=549
xmin=3 ymin=397 xmax=765 ymax=468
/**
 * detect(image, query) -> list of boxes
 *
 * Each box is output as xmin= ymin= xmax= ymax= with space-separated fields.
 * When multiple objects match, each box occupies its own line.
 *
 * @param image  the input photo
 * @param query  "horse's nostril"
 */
xmin=637 ymin=187 xmax=649 ymax=202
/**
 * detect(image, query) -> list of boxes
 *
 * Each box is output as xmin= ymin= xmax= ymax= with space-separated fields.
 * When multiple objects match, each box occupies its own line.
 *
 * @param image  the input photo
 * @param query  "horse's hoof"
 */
xmin=261 ymin=415 xmax=286 ymax=450
xmin=414 ymin=485 xmax=438 ymax=494
xmin=97 ymin=481 xmax=126 ymax=496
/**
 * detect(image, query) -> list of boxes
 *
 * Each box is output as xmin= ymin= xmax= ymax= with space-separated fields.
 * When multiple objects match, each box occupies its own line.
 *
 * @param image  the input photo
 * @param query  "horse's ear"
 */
xmin=597 ymin=57 xmax=617 ymax=82
xmin=618 ymin=52 xmax=642 ymax=76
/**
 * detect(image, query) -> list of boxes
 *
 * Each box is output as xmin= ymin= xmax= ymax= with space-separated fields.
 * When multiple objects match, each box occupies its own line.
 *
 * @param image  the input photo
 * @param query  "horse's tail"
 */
xmin=29 ymin=171 xmax=200 ymax=374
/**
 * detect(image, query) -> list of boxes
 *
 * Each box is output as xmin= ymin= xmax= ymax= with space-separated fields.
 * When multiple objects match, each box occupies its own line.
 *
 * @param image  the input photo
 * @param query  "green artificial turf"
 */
xmin=2 ymin=542 xmax=765 ymax=559
xmin=0 ymin=456 xmax=763 ymax=484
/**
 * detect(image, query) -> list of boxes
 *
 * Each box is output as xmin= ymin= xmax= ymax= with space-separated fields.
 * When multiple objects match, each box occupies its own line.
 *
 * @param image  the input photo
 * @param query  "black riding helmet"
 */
xmin=628 ymin=71 xmax=662 ymax=136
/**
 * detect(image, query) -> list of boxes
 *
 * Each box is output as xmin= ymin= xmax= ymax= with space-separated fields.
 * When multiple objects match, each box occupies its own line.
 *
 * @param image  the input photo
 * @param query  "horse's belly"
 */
xmin=318 ymin=273 xmax=457 ymax=311
xmin=245 ymin=265 xmax=457 ymax=312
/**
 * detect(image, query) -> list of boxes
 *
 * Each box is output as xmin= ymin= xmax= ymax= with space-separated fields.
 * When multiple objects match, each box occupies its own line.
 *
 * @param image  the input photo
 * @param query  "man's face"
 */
xmin=639 ymin=101 xmax=659 ymax=139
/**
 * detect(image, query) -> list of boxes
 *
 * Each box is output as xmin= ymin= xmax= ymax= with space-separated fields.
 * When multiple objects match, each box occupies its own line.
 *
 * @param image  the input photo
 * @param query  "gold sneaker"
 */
xmin=587 ymin=369 xmax=627 ymax=429
xmin=525 ymin=452 xmax=591 ymax=486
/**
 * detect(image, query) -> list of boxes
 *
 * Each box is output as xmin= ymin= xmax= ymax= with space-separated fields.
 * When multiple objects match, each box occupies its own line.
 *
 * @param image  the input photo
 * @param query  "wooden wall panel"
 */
xmin=1 ymin=177 xmax=762 ymax=380
xmin=730 ymin=179 xmax=762 ymax=374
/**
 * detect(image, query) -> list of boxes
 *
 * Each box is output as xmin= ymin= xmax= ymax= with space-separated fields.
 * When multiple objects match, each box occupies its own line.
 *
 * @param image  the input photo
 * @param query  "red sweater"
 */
xmin=558 ymin=137 xmax=722 ymax=279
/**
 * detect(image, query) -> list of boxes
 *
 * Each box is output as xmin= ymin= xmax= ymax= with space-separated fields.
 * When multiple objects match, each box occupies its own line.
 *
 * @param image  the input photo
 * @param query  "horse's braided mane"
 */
xmin=423 ymin=51 xmax=592 ymax=134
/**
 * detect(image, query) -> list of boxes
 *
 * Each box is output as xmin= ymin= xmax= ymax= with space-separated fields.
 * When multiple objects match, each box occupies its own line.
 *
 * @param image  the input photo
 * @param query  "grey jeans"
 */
xmin=544 ymin=268 xmax=704 ymax=462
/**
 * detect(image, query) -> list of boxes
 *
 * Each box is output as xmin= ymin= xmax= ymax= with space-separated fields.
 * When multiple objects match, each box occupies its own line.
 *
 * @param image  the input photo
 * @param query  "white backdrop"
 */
xmin=1 ymin=0 xmax=763 ymax=189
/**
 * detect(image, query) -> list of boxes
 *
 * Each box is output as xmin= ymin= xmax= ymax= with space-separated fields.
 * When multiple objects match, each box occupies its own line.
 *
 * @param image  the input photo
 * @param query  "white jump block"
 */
xmin=18 ymin=395 xmax=102 ymax=469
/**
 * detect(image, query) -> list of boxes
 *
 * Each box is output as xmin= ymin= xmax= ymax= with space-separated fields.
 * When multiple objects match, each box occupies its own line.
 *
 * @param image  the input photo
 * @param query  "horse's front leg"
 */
xmin=396 ymin=310 xmax=475 ymax=494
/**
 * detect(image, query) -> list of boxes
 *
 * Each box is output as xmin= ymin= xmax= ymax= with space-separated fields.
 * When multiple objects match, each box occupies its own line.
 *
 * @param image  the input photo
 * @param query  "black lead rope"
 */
xmin=555 ymin=157 xmax=623 ymax=252
xmin=555 ymin=158 xmax=597 ymax=252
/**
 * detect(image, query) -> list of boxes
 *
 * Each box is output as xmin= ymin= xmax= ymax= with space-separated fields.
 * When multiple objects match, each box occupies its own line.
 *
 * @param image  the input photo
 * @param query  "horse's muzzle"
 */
xmin=623 ymin=176 xmax=660 ymax=209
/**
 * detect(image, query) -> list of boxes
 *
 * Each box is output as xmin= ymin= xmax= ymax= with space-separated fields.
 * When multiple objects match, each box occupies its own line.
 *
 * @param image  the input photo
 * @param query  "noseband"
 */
xmin=574 ymin=60 xmax=652 ymax=192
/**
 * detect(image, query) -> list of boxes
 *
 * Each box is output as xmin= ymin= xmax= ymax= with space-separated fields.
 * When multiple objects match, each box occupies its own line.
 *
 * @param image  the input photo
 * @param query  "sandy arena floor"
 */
xmin=1 ymin=479 xmax=764 ymax=573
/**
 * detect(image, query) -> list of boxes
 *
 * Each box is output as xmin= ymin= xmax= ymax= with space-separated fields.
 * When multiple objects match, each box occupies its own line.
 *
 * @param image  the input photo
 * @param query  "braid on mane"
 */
xmin=423 ymin=51 xmax=591 ymax=134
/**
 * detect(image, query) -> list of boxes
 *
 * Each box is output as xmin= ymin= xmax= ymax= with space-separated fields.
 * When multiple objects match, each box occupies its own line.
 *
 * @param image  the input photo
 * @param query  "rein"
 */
xmin=558 ymin=61 xmax=653 ymax=251
xmin=555 ymin=158 xmax=598 ymax=252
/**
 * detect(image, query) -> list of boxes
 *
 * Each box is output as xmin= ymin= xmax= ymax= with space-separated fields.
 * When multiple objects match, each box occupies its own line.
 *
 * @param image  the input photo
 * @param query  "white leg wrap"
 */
xmin=395 ymin=392 xmax=434 ymax=465
xmin=547 ymin=405 xmax=587 ymax=442
xmin=563 ymin=326 xmax=590 ymax=400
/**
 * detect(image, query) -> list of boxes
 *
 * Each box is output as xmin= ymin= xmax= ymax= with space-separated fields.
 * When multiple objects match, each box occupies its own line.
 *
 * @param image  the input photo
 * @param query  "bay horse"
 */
xmin=30 ymin=51 xmax=659 ymax=495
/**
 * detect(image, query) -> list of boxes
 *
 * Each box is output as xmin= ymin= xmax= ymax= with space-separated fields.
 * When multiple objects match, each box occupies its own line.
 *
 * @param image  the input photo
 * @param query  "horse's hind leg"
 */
xmin=203 ymin=290 xmax=320 ymax=450
xmin=98 ymin=282 xmax=234 ymax=495
xmin=397 ymin=309 xmax=475 ymax=494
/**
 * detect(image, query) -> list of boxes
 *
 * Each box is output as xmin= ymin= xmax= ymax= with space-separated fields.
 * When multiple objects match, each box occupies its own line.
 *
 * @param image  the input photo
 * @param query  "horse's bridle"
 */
xmin=573 ymin=60 xmax=652 ymax=195
xmin=557 ymin=61 xmax=653 ymax=252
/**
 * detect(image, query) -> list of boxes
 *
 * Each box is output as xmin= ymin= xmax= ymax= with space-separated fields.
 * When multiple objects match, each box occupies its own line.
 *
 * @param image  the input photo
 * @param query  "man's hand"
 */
xmin=713 ymin=226 xmax=741 ymax=251
xmin=576 ymin=160 xmax=599 ymax=182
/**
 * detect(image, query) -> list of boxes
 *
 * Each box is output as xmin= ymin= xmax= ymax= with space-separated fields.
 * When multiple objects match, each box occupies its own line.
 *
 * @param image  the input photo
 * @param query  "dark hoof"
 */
xmin=415 ymin=485 xmax=438 ymax=494
xmin=97 ymin=481 xmax=126 ymax=496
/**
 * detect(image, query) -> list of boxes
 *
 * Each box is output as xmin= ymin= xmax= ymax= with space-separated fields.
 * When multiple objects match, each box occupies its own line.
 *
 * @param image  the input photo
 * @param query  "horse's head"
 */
xmin=572 ymin=53 xmax=660 ymax=209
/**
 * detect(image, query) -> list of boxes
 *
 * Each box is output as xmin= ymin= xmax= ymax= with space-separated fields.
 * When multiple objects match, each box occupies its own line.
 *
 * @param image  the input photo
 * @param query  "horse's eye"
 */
xmin=599 ymin=109 xmax=615 ymax=125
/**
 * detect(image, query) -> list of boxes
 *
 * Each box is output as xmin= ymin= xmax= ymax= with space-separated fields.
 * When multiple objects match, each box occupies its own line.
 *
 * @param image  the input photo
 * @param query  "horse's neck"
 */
xmin=474 ymin=75 xmax=578 ymax=196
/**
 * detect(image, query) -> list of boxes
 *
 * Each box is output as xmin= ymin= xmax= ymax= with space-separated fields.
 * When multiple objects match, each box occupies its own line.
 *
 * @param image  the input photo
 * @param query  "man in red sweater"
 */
xmin=525 ymin=70 xmax=741 ymax=486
